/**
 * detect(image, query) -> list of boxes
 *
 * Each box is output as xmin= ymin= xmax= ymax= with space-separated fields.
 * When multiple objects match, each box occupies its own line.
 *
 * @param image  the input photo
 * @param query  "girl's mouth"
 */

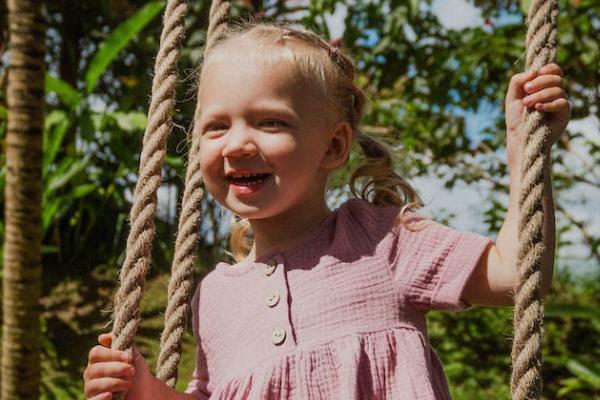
xmin=227 ymin=173 xmax=272 ymax=196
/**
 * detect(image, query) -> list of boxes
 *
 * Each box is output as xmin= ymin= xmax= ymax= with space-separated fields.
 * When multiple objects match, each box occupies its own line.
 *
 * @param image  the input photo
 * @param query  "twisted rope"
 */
xmin=155 ymin=114 xmax=203 ymax=386
xmin=109 ymin=0 xmax=187 ymax=394
xmin=511 ymin=1 xmax=558 ymax=399
xmin=205 ymin=0 xmax=231 ymax=53
xmin=155 ymin=0 xmax=231 ymax=387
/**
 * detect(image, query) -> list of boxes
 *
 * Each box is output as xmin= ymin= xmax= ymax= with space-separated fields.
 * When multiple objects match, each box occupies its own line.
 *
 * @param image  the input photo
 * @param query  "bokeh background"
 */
xmin=0 ymin=0 xmax=598 ymax=398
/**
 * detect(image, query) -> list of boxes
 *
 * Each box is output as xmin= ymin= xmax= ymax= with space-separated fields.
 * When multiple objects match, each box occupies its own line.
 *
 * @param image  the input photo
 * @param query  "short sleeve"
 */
xmin=184 ymin=283 xmax=212 ymax=399
xmin=389 ymin=212 xmax=493 ymax=312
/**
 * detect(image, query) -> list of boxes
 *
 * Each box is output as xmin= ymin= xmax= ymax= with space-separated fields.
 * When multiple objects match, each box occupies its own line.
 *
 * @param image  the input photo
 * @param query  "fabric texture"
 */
xmin=184 ymin=198 xmax=493 ymax=399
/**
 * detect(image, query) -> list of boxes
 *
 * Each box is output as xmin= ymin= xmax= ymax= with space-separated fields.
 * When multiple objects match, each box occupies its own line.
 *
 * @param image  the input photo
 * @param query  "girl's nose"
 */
xmin=222 ymin=125 xmax=258 ymax=158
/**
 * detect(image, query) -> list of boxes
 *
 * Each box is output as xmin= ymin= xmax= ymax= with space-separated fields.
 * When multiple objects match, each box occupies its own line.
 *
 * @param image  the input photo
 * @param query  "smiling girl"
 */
xmin=83 ymin=21 xmax=569 ymax=400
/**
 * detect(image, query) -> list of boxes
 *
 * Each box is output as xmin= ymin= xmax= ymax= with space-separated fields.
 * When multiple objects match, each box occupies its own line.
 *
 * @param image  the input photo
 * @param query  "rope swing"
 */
xmin=110 ymin=0 xmax=230 ymax=391
xmin=108 ymin=1 xmax=558 ymax=399
xmin=512 ymin=1 xmax=558 ymax=399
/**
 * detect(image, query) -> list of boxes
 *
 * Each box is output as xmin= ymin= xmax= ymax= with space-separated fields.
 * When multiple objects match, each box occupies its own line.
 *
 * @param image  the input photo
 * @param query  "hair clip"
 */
xmin=327 ymin=45 xmax=340 ymax=62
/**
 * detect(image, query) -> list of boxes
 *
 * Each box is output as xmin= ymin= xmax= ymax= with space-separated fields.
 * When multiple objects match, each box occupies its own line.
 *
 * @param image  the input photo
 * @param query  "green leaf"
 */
xmin=566 ymin=359 xmax=600 ymax=388
xmin=46 ymin=158 xmax=89 ymax=194
xmin=520 ymin=0 xmax=531 ymax=15
xmin=545 ymin=304 xmax=600 ymax=321
xmin=45 ymin=74 xmax=82 ymax=109
xmin=43 ymin=110 xmax=71 ymax=175
xmin=165 ymin=154 xmax=184 ymax=169
xmin=72 ymin=184 xmax=97 ymax=199
xmin=85 ymin=1 xmax=165 ymax=93
xmin=41 ymin=245 xmax=60 ymax=255
xmin=42 ymin=198 xmax=61 ymax=233
xmin=409 ymin=0 xmax=419 ymax=18
xmin=0 ymin=105 xmax=7 ymax=120
xmin=111 ymin=111 xmax=148 ymax=132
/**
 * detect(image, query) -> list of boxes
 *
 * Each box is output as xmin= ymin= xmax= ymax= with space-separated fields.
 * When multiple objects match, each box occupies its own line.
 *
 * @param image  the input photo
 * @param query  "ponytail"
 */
xmin=350 ymin=133 xmax=423 ymax=215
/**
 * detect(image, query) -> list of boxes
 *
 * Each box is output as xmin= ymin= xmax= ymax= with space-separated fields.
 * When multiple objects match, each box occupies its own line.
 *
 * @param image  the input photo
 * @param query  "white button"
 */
xmin=266 ymin=291 xmax=280 ymax=307
xmin=264 ymin=259 xmax=277 ymax=276
xmin=271 ymin=329 xmax=286 ymax=345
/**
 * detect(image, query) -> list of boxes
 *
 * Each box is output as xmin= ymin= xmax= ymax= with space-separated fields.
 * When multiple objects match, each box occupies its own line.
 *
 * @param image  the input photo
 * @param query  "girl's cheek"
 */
xmin=198 ymin=145 xmax=225 ymax=189
xmin=198 ymin=139 xmax=221 ymax=167
xmin=264 ymin=135 xmax=299 ymax=159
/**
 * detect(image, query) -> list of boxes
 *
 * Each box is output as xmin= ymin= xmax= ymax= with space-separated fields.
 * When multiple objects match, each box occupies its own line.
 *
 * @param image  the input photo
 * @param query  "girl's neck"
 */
xmin=246 ymin=196 xmax=331 ymax=261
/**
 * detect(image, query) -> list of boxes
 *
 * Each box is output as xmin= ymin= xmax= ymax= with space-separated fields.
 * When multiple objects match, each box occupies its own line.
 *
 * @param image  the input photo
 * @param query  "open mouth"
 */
xmin=227 ymin=173 xmax=272 ymax=187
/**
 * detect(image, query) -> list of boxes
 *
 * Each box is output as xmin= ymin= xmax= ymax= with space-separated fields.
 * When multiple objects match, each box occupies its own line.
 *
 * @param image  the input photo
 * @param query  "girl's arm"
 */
xmin=152 ymin=378 xmax=196 ymax=400
xmin=463 ymin=63 xmax=569 ymax=307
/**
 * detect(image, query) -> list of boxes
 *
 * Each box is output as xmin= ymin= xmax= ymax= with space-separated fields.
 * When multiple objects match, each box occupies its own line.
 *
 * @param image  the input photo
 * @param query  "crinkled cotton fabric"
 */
xmin=185 ymin=198 xmax=492 ymax=399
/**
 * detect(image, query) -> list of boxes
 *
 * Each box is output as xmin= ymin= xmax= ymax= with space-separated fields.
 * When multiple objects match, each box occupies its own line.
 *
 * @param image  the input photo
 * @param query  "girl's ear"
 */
xmin=321 ymin=121 xmax=353 ymax=170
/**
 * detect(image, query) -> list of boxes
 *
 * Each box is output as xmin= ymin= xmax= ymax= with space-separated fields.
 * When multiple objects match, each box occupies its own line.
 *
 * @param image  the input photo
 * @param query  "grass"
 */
xmin=42 ymin=271 xmax=200 ymax=399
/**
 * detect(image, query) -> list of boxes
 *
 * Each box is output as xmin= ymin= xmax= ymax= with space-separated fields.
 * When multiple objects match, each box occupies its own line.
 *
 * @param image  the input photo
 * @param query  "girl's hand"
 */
xmin=504 ymin=63 xmax=570 ymax=167
xmin=83 ymin=333 xmax=154 ymax=400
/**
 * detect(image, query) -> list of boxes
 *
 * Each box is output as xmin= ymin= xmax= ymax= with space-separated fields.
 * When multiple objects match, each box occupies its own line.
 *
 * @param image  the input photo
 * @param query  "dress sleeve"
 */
xmin=389 ymin=211 xmax=493 ymax=312
xmin=184 ymin=282 xmax=212 ymax=399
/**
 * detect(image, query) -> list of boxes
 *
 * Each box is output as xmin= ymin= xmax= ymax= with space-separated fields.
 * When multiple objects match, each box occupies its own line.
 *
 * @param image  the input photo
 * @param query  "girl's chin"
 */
xmin=223 ymin=200 xmax=267 ymax=218
xmin=224 ymin=198 xmax=289 ymax=222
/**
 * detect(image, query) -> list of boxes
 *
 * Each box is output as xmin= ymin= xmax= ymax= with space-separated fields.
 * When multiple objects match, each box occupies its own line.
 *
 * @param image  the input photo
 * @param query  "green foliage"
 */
xmin=85 ymin=1 xmax=165 ymax=93
xmin=429 ymin=269 xmax=600 ymax=399
xmin=45 ymin=75 xmax=82 ymax=110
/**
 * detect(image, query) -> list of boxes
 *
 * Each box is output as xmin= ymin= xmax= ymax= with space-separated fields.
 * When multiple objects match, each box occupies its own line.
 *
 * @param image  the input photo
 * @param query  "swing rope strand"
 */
xmin=109 ymin=0 xmax=187 ymax=395
xmin=511 ymin=1 xmax=558 ymax=399
xmin=156 ymin=0 xmax=231 ymax=387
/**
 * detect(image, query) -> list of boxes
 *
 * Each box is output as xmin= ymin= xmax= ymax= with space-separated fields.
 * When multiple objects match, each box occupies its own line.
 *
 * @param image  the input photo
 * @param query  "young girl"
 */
xmin=83 ymin=22 xmax=570 ymax=400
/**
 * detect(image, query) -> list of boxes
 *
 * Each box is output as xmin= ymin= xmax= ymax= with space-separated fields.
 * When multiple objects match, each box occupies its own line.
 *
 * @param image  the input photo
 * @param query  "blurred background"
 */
xmin=0 ymin=0 xmax=598 ymax=398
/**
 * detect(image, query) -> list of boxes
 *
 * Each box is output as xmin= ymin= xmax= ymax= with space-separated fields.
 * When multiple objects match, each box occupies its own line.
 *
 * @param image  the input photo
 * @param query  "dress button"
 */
xmin=266 ymin=291 xmax=280 ymax=307
xmin=271 ymin=328 xmax=286 ymax=345
xmin=264 ymin=259 xmax=277 ymax=276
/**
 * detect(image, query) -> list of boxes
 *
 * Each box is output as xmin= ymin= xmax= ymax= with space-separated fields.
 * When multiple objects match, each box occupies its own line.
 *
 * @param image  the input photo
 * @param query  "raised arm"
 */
xmin=463 ymin=63 xmax=569 ymax=307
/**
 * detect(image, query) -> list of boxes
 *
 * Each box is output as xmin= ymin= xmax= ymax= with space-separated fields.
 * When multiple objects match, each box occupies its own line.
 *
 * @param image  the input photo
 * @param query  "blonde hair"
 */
xmin=196 ymin=21 xmax=423 ymax=263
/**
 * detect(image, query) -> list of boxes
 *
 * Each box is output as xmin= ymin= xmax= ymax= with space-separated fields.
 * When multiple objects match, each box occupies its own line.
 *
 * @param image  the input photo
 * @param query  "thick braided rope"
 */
xmin=109 ymin=0 xmax=186 ymax=377
xmin=205 ymin=0 xmax=231 ymax=52
xmin=511 ymin=1 xmax=558 ymax=399
xmin=155 ymin=118 xmax=203 ymax=386
xmin=155 ymin=0 xmax=231 ymax=386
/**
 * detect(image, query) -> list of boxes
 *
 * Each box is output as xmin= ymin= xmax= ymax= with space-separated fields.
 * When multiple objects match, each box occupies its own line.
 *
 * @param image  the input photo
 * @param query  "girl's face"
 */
xmin=197 ymin=42 xmax=339 ymax=220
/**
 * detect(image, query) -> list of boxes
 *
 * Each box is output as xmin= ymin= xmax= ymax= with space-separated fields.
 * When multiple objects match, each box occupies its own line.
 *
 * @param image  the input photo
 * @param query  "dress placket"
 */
xmin=262 ymin=255 xmax=297 ymax=351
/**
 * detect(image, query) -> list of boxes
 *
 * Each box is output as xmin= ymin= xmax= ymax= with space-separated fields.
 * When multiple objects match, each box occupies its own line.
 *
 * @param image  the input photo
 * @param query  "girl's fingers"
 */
xmin=523 ymin=74 xmax=563 ymax=94
xmin=523 ymin=87 xmax=565 ymax=107
xmin=506 ymin=69 xmax=538 ymax=104
xmin=534 ymin=97 xmax=569 ymax=113
xmin=84 ymin=377 xmax=131 ymax=398
xmin=84 ymin=361 xmax=135 ymax=380
xmin=88 ymin=392 xmax=112 ymax=400
xmin=89 ymin=345 xmax=131 ymax=364
xmin=539 ymin=62 xmax=563 ymax=76
xmin=98 ymin=333 xmax=113 ymax=348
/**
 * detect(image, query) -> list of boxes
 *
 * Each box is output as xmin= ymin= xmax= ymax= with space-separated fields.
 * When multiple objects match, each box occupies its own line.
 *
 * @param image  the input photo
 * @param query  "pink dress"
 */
xmin=185 ymin=198 xmax=492 ymax=399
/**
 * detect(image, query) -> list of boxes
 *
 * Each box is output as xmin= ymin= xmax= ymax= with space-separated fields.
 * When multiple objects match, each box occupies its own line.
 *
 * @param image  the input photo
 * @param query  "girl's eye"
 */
xmin=204 ymin=123 xmax=228 ymax=134
xmin=260 ymin=119 xmax=287 ymax=129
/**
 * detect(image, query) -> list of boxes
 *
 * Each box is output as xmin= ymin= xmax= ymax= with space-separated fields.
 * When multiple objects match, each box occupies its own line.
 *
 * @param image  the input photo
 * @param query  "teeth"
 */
xmin=231 ymin=173 xmax=265 ymax=178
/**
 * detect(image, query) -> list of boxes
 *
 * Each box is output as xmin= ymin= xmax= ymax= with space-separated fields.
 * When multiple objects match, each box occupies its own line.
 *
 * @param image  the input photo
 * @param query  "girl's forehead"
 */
xmin=199 ymin=47 xmax=323 ymax=108
xmin=201 ymin=37 xmax=323 ymax=86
